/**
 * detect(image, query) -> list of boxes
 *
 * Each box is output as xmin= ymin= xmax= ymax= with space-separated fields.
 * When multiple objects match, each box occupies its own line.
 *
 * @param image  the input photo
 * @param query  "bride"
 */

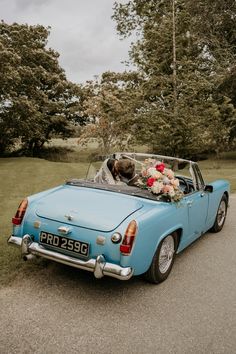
xmin=94 ymin=158 xmax=139 ymax=185
xmin=94 ymin=158 xmax=119 ymax=184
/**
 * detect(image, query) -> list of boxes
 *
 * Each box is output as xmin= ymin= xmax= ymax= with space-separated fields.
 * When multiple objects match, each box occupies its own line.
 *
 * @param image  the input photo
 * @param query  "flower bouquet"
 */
xmin=138 ymin=159 xmax=184 ymax=202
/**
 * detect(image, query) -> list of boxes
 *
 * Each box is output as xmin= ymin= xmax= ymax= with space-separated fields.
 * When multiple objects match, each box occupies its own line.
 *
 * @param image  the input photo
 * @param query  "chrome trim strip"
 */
xmin=21 ymin=234 xmax=32 ymax=254
xmin=103 ymin=263 xmax=133 ymax=280
xmin=29 ymin=241 xmax=96 ymax=271
xmin=7 ymin=235 xmax=134 ymax=281
xmin=94 ymin=254 xmax=105 ymax=278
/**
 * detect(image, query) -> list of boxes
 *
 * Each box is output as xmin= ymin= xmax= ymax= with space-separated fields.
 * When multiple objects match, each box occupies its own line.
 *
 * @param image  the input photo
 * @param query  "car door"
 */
xmin=185 ymin=191 xmax=208 ymax=241
xmin=185 ymin=164 xmax=209 ymax=242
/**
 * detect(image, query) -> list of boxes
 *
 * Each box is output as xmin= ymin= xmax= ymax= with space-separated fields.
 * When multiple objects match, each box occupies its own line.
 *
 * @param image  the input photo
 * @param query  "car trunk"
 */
xmin=35 ymin=186 xmax=143 ymax=232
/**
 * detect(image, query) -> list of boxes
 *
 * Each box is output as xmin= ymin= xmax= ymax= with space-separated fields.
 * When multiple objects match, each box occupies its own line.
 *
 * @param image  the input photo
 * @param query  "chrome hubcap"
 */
xmin=217 ymin=200 xmax=226 ymax=227
xmin=159 ymin=235 xmax=175 ymax=274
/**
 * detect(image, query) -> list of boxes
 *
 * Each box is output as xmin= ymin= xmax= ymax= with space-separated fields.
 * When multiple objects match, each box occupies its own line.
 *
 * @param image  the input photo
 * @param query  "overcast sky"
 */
xmin=0 ymin=0 xmax=133 ymax=83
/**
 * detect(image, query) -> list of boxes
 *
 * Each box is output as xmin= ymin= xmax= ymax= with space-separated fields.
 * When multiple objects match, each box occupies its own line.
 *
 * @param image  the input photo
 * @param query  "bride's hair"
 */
xmin=107 ymin=158 xmax=119 ymax=180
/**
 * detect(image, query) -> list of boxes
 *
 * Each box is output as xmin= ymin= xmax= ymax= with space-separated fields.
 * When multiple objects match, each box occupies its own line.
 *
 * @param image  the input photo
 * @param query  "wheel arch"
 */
xmin=143 ymin=227 xmax=182 ymax=283
xmin=174 ymin=228 xmax=183 ymax=251
xmin=153 ymin=226 xmax=183 ymax=260
xmin=223 ymin=191 xmax=229 ymax=206
xmin=130 ymin=220 xmax=184 ymax=276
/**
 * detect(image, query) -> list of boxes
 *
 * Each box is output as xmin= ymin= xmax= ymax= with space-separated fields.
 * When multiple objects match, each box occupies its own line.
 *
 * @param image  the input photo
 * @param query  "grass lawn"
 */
xmin=0 ymin=154 xmax=235 ymax=286
xmin=198 ymin=157 xmax=236 ymax=192
xmin=0 ymin=157 xmax=89 ymax=286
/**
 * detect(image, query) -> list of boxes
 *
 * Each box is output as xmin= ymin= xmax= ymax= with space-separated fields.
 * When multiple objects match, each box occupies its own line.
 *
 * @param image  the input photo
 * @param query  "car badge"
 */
xmin=65 ymin=214 xmax=73 ymax=221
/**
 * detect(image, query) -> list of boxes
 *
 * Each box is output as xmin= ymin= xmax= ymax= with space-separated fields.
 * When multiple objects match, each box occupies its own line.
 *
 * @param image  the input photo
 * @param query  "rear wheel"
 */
xmin=210 ymin=195 xmax=228 ymax=233
xmin=144 ymin=233 xmax=177 ymax=284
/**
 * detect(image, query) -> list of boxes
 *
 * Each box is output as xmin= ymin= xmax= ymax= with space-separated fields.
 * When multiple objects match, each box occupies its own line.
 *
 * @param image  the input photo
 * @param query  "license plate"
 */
xmin=39 ymin=231 xmax=89 ymax=257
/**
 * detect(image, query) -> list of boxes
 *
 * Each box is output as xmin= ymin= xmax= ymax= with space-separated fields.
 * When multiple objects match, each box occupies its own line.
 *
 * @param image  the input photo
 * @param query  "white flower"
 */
xmin=147 ymin=168 xmax=163 ymax=180
xmin=163 ymin=176 xmax=171 ymax=185
xmin=147 ymin=167 xmax=158 ymax=177
xmin=151 ymin=181 xmax=163 ymax=194
xmin=169 ymin=186 xmax=175 ymax=197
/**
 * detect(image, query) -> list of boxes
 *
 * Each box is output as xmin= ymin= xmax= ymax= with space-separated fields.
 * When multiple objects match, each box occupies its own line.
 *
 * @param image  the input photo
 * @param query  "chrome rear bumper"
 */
xmin=8 ymin=235 xmax=133 ymax=281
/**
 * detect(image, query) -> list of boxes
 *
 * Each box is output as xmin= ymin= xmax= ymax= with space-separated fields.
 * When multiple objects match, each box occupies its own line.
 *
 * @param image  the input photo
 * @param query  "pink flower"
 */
xmin=156 ymin=162 xmax=165 ymax=173
xmin=161 ymin=184 xmax=172 ymax=194
xmin=162 ymin=185 xmax=175 ymax=197
xmin=154 ymin=171 xmax=163 ymax=180
xmin=141 ymin=168 xmax=148 ymax=177
xmin=171 ymin=178 xmax=180 ymax=188
xmin=166 ymin=169 xmax=174 ymax=179
xmin=147 ymin=177 xmax=156 ymax=187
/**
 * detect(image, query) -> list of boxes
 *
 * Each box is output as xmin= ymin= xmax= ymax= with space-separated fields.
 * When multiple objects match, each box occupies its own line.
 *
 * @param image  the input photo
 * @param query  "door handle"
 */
xmin=200 ymin=192 xmax=205 ymax=197
xmin=187 ymin=200 xmax=193 ymax=207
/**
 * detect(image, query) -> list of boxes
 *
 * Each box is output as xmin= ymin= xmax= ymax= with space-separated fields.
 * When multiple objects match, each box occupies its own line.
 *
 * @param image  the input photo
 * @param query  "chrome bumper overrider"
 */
xmin=8 ymin=235 xmax=133 ymax=281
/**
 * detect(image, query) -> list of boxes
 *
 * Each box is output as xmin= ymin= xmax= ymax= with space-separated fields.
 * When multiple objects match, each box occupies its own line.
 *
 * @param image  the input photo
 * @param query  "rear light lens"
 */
xmin=12 ymin=199 xmax=28 ymax=225
xmin=120 ymin=220 xmax=138 ymax=256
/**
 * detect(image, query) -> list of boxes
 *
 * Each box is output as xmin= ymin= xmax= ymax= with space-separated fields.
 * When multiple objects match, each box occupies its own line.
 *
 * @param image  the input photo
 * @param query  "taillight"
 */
xmin=12 ymin=199 xmax=28 ymax=225
xmin=120 ymin=220 xmax=138 ymax=256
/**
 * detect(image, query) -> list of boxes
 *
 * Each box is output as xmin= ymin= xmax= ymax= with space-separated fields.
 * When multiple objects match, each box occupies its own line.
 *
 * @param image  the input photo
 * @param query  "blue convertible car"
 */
xmin=8 ymin=153 xmax=230 ymax=283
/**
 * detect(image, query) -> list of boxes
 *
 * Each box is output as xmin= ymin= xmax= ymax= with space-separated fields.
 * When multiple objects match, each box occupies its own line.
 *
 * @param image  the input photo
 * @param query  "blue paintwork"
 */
xmin=12 ymin=172 xmax=230 ymax=277
xmin=35 ymin=186 xmax=143 ymax=232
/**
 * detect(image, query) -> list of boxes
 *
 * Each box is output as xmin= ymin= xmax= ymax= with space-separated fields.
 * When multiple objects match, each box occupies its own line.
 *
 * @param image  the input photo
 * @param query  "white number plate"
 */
xmin=39 ymin=231 xmax=89 ymax=257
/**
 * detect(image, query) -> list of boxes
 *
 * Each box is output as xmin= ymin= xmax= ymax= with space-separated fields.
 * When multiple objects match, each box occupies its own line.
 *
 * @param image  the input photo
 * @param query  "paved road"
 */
xmin=1 ymin=197 xmax=236 ymax=354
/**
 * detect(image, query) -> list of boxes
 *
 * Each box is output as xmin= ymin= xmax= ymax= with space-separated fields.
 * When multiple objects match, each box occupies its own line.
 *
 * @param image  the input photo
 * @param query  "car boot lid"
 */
xmin=35 ymin=186 xmax=143 ymax=232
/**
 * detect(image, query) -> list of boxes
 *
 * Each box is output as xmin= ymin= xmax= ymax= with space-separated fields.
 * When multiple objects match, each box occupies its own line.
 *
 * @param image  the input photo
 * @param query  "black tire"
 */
xmin=144 ymin=233 xmax=177 ymax=284
xmin=210 ymin=194 xmax=228 ymax=233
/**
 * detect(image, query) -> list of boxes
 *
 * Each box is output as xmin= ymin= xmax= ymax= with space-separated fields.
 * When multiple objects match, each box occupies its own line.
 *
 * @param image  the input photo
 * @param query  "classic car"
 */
xmin=8 ymin=153 xmax=230 ymax=283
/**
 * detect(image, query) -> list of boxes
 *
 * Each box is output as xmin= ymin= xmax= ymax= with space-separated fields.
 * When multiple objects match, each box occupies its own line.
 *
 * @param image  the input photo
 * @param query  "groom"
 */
xmin=115 ymin=159 xmax=140 ymax=186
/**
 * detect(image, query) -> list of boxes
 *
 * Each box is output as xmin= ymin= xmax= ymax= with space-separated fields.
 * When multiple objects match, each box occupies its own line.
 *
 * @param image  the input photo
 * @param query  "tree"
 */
xmin=79 ymin=71 xmax=142 ymax=153
xmin=0 ymin=22 xmax=83 ymax=154
xmin=112 ymin=0 xmax=236 ymax=157
xmin=217 ymin=68 xmax=236 ymax=146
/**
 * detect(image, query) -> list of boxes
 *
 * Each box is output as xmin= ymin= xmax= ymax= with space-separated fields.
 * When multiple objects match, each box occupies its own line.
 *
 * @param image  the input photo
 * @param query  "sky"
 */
xmin=0 ymin=0 xmax=133 ymax=84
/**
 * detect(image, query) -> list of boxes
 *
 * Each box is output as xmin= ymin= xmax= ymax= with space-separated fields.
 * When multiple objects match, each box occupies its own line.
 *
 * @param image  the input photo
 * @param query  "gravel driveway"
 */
xmin=0 ymin=196 xmax=236 ymax=354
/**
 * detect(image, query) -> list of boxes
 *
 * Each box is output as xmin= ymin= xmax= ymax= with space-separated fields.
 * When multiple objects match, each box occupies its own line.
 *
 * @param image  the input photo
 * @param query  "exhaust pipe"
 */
xmin=21 ymin=235 xmax=34 ymax=261
xmin=23 ymin=254 xmax=36 ymax=261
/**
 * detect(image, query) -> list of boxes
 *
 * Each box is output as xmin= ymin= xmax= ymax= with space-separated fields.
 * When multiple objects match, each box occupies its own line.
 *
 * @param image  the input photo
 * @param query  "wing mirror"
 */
xmin=204 ymin=184 xmax=213 ymax=193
